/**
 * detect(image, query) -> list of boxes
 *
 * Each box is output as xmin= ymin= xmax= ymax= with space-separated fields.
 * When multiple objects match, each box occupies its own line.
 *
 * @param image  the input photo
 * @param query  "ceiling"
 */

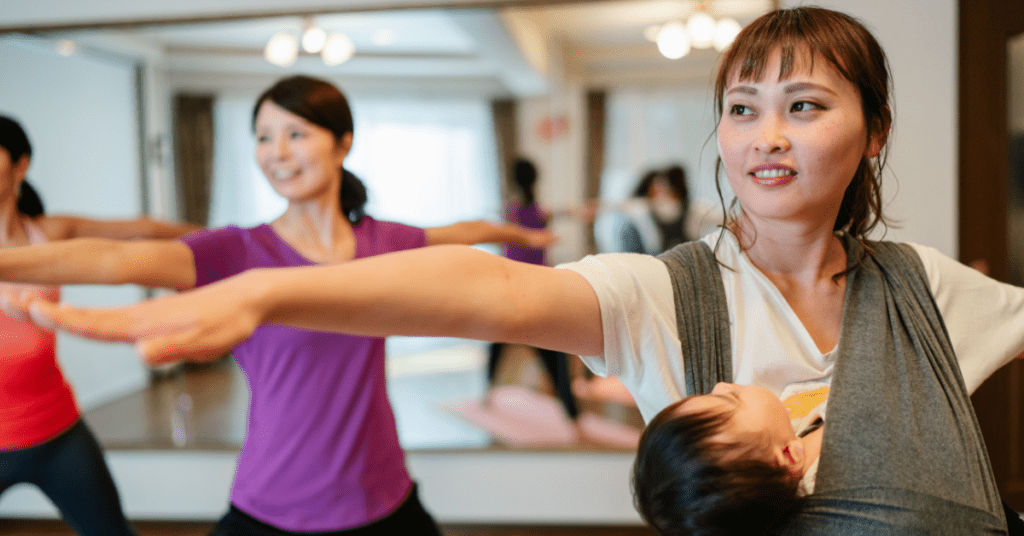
xmin=5 ymin=0 xmax=774 ymax=97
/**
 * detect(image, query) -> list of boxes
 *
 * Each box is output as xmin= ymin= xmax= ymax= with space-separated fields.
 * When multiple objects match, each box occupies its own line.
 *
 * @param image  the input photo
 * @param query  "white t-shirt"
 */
xmin=558 ymin=231 xmax=1024 ymax=422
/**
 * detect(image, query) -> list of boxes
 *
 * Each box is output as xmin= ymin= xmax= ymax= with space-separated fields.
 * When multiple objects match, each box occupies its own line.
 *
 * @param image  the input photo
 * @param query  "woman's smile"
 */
xmin=750 ymin=164 xmax=798 ymax=187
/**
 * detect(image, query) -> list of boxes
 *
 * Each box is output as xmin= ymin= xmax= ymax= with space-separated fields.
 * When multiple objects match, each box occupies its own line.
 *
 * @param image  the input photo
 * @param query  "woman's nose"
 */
xmin=754 ymin=114 xmax=791 ymax=154
xmin=270 ymin=136 xmax=290 ymax=159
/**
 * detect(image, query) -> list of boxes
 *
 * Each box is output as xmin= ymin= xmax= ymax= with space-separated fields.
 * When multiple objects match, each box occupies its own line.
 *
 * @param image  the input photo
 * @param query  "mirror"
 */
xmin=0 ymin=0 xmax=774 ymax=453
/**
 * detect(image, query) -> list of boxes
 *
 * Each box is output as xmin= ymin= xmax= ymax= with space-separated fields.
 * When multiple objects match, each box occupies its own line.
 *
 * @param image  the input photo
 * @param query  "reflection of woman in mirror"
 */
xmin=0 ymin=78 xmax=553 ymax=536
xmin=486 ymin=156 xmax=580 ymax=433
xmin=0 ymin=114 xmax=198 ymax=536
xmin=595 ymin=164 xmax=717 ymax=255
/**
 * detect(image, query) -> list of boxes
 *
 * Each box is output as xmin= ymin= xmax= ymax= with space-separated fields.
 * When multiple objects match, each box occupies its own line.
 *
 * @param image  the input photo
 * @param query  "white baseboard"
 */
xmin=0 ymin=448 xmax=644 ymax=525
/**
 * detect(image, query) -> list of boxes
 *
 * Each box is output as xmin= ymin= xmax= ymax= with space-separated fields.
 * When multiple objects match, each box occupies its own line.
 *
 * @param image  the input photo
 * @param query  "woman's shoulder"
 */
xmin=351 ymin=216 xmax=427 ymax=255
xmin=183 ymin=224 xmax=257 ymax=244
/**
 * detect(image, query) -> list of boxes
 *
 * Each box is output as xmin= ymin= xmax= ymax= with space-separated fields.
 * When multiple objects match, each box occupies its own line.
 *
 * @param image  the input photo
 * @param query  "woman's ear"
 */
xmin=866 ymin=110 xmax=891 ymax=159
xmin=13 ymin=155 xmax=30 ymax=184
xmin=334 ymin=132 xmax=353 ymax=165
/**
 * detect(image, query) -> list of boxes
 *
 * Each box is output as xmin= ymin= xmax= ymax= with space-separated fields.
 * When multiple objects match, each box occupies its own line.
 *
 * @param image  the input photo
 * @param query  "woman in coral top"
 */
xmin=0 ymin=115 xmax=199 ymax=535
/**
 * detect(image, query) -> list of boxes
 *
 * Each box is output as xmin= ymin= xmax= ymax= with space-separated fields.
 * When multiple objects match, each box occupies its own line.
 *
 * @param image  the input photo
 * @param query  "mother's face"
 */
xmin=716 ymin=49 xmax=883 ymax=229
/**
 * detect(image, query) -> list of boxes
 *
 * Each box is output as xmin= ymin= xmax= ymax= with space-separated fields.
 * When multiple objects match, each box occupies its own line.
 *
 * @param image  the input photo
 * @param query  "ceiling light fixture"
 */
xmin=645 ymin=1 xmax=743 ymax=59
xmin=301 ymin=17 xmax=327 ymax=54
xmin=264 ymin=18 xmax=357 ymax=67
xmin=321 ymin=33 xmax=355 ymax=66
xmin=656 ymin=22 xmax=690 ymax=60
xmin=264 ymin=31 xmax=298 ymax=67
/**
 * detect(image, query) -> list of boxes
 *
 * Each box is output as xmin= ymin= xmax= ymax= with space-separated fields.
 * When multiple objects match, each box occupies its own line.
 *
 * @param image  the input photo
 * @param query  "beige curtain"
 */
xmin=584 ymin=89 xmax=607 ymax=254
xmin=173 ymin=94 xmax=215 ymax=226
xmin=490 ymin=98 xmax=517 ymax=201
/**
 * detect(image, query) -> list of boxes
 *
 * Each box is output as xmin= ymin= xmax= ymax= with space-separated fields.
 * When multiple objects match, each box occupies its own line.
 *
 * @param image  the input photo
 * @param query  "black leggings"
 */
xmin=0 ymin=419 xmax=137 ymax=536
xmin=487 ymin=342 xmax=579 ymax=420
xmin=207 ymin=483 xmax=442 ymax=536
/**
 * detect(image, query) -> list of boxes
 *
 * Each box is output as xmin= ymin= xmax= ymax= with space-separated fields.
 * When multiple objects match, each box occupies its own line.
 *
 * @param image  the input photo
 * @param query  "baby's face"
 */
xmin=678 ymin=382 xmax=797 ymax=461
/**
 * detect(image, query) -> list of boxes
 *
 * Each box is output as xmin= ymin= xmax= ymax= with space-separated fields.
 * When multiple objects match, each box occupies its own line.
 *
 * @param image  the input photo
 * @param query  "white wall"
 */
xmin=0 ymin=36 xmax=150 ymax=409
xmin=781 ymin=0 xmax=959 ymax=256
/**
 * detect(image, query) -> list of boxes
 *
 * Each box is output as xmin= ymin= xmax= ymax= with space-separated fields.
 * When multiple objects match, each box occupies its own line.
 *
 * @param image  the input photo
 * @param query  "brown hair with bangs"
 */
xmin=712 ymin=7 xmax=894 ymax=270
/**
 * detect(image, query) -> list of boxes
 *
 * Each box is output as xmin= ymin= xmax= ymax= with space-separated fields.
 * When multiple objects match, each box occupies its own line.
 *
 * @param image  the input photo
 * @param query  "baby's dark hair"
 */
xmin=632 ymin=399 xmax=804 ymax=536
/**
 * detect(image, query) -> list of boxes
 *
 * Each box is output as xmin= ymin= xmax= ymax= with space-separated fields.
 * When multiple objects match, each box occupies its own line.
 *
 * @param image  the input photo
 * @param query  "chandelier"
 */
xmin=645 ymin=3 xmax=743 ymax=60
xmin=264 ymin=17 xmax=355 ymax=67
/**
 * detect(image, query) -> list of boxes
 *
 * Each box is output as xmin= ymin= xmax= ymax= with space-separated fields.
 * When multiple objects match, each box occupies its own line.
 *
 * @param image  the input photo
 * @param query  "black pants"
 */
xmin=0 ymin=419 xmax=137 ymax=536
xmin=487 ymin=342 xmax=579 ymax=420
xmin=208 ymin=483 xmax=442 ymax=536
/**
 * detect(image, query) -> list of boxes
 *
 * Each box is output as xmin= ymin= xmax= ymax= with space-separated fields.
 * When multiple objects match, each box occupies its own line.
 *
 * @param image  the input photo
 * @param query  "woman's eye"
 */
xmin=791 ymin=101 xmax=822 ymax=112
xmin=729 ymin=104 xmax=753 ymax=116
xmin=256 ymin=135 xmax=271 ymax=143
xmin=289 ymin=131 xmax=305 ymax=139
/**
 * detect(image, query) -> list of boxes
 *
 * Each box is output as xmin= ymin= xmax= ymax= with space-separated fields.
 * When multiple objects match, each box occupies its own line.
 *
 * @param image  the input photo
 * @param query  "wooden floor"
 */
xmin=82 ymin=347 xmax=644 ymax=452
xmin=0 ymin=519 xmax=656 ymax=535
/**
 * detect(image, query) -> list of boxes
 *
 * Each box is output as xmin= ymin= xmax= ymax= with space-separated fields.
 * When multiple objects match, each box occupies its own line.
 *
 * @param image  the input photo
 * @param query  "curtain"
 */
xmin=490 ymin=98 xmax=517 ymax=201
xmin=172 ymin=94 xmax=215 ymax=226
xmin=584 ymin=90 xmax=606 ymax=254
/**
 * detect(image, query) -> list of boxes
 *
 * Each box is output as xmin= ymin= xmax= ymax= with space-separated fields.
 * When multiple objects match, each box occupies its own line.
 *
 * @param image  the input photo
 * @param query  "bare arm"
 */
xmin=25 ymin=245 xmax=602 ymax=364
xmin=0 ymin=238 xmax=196 ymax=290
xmin=37 ymin=216 xmax=201 ymax=241
xmin=425 ymin=220 xmax=556 ymax=249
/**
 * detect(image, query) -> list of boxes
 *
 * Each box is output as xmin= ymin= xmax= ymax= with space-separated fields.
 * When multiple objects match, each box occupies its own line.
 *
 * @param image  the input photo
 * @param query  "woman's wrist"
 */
xmin=237 ymin=268 xmax=280 ymax=327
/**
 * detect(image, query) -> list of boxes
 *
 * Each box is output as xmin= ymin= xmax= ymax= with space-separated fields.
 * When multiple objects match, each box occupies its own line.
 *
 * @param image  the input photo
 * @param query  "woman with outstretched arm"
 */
xmin=5 ymin=8 xmax=1024 ymax=535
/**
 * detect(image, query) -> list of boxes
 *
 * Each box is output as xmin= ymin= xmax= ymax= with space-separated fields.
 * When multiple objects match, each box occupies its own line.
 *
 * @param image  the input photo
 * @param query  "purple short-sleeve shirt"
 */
xmin=502 ymin=200 xmax=548 ymax=266
xmin=182 ymin=217 xmax=427 ymax=532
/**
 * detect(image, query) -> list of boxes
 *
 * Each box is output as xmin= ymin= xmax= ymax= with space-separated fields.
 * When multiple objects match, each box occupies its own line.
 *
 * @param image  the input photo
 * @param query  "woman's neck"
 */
xmin=734 ymin=214 xmax=847 ymax=285
xmin=0 ymin=201 xmax=29 ymax=247
xmin=733 ymin=214 xmax=848 ymax=354
xmin=272 ymin=199 xmax=355 ymax=264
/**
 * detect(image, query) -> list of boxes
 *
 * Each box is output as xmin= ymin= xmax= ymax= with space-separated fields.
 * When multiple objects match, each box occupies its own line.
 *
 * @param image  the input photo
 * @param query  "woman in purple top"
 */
xmin=0 ymin=75 xmax=554 ymax=535
xmin=488 ymin=157 xmax=579 ymax=425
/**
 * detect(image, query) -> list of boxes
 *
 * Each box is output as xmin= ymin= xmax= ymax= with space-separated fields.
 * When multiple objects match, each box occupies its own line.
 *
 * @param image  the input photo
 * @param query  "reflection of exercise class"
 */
xmin=1 ymin=1 xmax=1022 ymax=535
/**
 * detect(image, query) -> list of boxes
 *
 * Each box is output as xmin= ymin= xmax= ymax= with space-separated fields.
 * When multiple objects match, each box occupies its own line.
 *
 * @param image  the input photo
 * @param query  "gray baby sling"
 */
xmin=658 ymin=238 xmax=1007 ymax=535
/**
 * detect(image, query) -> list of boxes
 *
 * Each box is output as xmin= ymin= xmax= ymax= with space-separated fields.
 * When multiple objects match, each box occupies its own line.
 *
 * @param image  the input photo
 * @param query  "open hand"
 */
xmin=23 ymin=278 xmax=263 ymax=365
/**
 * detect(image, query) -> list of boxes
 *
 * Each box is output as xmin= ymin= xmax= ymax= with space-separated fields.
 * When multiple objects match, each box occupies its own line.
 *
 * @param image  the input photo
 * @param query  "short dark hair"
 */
xmin=512 ymin=157 xmax=538 ymax=205
xmin=0 ymin=115 xmax=45 ymax=216
xmin=663 ymin=165 xmax=690 ymax=208
xmin=633 ymin=399 xmax=804 ymax=536
xmin=253 ymin=75 xmax=367 ymax=223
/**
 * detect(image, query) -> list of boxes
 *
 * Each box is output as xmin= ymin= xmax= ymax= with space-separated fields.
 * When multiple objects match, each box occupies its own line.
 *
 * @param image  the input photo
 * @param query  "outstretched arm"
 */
xmin=425 ymin=220 xmax=555 ymax=249
xmin=0 ymin=238 xmax=196 ymax=290
xmin=22 ymin=245 xmax=603 ymax=365
xmin=37 ymin=215 xmax=201 ymax=241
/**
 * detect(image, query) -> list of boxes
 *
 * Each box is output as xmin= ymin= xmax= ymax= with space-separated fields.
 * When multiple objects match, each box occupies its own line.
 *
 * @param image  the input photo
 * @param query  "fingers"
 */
xmin=137 ymin=326 xmax=239 ymax=366
xmin=0 ymin=285 xmax=49 ymax=323
xmin=28 ymin=301 xmax=138 ymax=342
